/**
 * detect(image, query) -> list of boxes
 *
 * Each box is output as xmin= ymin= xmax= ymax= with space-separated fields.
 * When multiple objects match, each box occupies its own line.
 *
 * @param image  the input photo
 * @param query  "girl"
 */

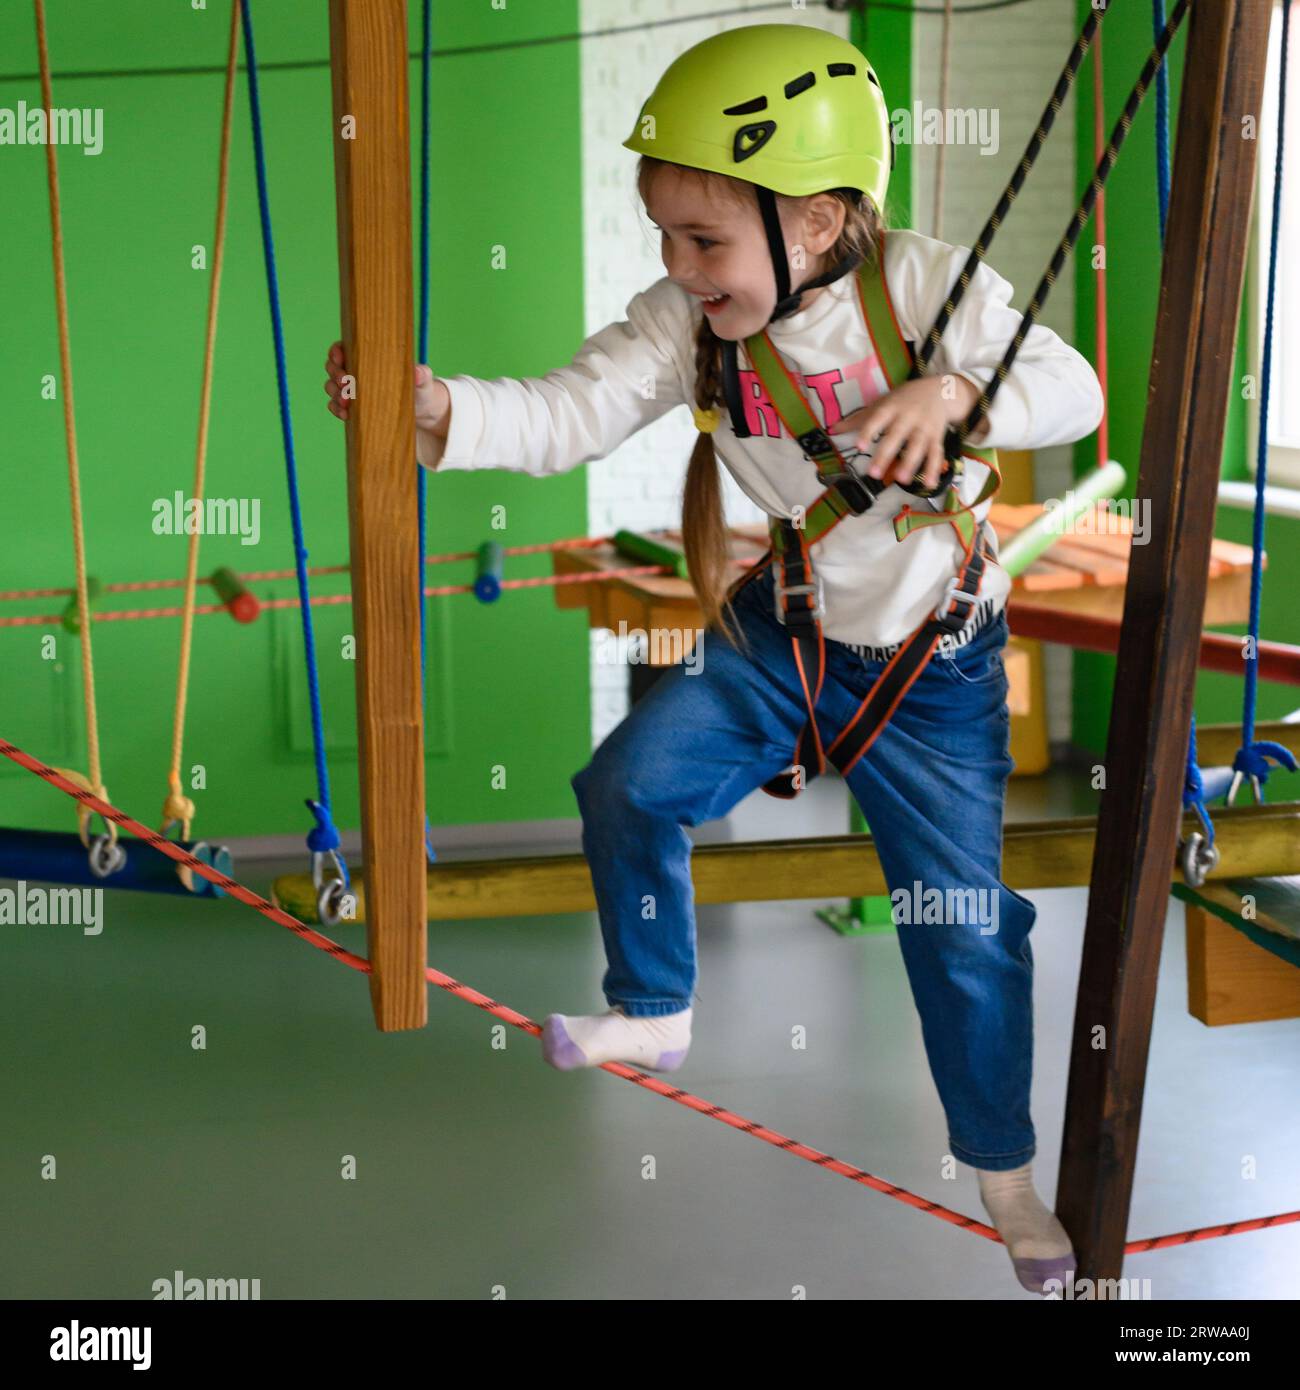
xmin=325 ymin=24 xmax=1103 ymax=1295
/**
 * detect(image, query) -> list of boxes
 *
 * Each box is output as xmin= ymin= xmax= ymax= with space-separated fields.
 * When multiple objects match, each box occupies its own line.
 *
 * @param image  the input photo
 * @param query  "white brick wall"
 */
xmin=581 ymin=0 xmax=1082 ymax=746
xmin=911 ymin=0 xmax=1081 ymax=745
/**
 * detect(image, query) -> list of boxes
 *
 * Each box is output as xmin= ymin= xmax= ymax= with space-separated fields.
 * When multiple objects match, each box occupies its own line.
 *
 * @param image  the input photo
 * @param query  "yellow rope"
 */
xmin=35 ymin=0 xmax=114 ymax=849
xmin=163 ymin=0 xmax=241 ymax=849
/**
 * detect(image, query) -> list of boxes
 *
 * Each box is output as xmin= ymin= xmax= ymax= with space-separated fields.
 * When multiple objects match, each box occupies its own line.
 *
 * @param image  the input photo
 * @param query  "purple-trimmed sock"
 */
xmin=540 ymin=1005 xmax=692 ymax=1072
xmin=1012 ymin=1254 xmax=1078 ymax=1296
xmin=975 ymin=1162 xmax=1076 ymax=1294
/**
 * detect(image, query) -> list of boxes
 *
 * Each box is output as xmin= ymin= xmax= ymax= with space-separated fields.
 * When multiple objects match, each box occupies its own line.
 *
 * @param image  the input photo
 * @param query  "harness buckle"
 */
xmin=933 ymin=577 xmax=980 ymax=634
xmin=822 ymin=468 xmax=880 ymax=516
xmin=774 ymin=573 xmax=825 ymax=627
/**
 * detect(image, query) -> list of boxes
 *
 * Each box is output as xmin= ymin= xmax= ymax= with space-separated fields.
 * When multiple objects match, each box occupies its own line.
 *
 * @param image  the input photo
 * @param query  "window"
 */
xmin=1249 ymin=0 xmax=1300 ymax=487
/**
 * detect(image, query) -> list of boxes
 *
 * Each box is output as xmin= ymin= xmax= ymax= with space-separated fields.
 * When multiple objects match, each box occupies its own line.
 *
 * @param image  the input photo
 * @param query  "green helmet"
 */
xmin=624 ymin=24 xmax=892 ymax=333
xmin=623 ymin=23 xmax=893 ymax=216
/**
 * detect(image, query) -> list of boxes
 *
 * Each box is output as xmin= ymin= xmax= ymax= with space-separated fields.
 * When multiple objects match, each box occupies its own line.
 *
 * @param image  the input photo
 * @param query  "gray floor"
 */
xmin=3 ymin=766 xmax=1297 ymax=1299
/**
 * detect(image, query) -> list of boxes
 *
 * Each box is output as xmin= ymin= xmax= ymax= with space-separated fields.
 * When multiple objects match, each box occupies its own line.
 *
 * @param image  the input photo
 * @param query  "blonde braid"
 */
xmin=681 ymin=318 xmax=747 ymax=647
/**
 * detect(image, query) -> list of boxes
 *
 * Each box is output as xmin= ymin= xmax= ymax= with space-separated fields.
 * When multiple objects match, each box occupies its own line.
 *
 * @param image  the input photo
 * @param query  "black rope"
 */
xmin=950 ymin=0 xmax=1194 ymax=447
xmin=914 ymin=4 xmax=1108 ymax=376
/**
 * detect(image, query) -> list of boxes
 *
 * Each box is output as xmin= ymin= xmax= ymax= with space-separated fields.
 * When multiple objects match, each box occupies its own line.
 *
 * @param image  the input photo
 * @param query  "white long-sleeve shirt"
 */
xmin=418 ymin=228 xmax=1104 ymax=649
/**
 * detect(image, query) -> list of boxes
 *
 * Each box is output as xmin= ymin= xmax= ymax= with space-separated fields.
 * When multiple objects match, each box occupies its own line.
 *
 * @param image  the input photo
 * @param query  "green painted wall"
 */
xmin=1070 ymin=0 xmax=1299 ymax=757
xmin=854 ymin=0 xmax=913 ymax=231
xmin=1 ymin=0 xmax=590 ymax=843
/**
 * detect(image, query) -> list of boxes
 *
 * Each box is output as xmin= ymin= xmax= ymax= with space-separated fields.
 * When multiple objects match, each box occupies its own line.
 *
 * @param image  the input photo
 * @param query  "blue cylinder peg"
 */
xmin=474 ymin=541 xmax=504 ymax=603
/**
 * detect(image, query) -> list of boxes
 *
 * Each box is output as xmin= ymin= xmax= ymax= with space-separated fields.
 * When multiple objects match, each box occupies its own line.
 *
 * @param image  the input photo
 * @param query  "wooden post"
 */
xmin=328 ymin=0 xmax=428 ymax=1031
xmin=1056 ymin=0 xmax=1272 ymax=1280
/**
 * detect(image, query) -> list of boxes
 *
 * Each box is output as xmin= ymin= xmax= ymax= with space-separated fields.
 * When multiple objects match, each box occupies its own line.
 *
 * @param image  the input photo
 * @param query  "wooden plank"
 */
xmin=1055 ymin=0 xmax=1272 ymax=1282
xmin=1206 ymin=536 xmax=1260 ymax=569
xmin=328 ymin=0 xmax=427 ymax=1032
xmin=1025 ymin=538 xmax=1129 ymax=586
xmin=269 ymin=800 xmax=1300 ymax=923
xmin=989 ymin=502 xmax=1048 ymax=532
xmin=1186 ymin=904 xmax=1300 ymax=1026
xmin=1015 ymin=557 xmax=1089 ymax=593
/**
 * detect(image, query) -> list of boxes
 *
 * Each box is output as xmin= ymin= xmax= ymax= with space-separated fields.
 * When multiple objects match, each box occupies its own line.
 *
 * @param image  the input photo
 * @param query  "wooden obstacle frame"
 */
xmin=327 ymin=0 xmax=1282 ymax=1285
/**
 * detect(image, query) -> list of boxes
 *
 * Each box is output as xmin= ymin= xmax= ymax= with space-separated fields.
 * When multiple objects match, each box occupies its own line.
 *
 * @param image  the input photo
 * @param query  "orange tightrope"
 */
xmin=3 ymin=731 xmax=1297 ymax=1257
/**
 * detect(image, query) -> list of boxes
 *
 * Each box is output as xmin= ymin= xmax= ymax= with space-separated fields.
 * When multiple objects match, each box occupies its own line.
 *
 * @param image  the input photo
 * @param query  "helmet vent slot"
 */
xmin=733 ymin=121 xmax=777 ymax=163
xmin=784 ymin=72 xmax=816 ymax=100
xmin=723 ymin=96 xmax=768 ymax=116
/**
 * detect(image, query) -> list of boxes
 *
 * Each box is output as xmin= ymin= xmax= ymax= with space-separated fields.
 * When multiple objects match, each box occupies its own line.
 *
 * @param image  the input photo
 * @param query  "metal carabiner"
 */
xmin=311 ymin=848 xmax=354 ymax=926
xmin=1224 ymin=769 xmax=1264 ymax=807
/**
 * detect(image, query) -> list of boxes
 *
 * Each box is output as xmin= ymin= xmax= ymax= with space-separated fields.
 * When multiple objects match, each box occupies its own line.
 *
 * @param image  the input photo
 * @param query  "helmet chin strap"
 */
xmin=720 ymin=184 xmax=864 ymax=436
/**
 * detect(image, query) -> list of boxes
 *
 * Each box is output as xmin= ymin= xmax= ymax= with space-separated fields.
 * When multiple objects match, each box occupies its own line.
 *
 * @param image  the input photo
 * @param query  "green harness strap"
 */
xmin=729 ymin=242 xmax=1004 ymax=801
xmin=744 ymin=249 xmax=1001 ymax=558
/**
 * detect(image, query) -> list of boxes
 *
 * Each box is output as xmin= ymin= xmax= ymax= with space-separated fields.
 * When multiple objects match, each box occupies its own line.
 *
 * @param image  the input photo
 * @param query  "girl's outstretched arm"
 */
xmin=411 ymin=278 xmax=691 ymax=475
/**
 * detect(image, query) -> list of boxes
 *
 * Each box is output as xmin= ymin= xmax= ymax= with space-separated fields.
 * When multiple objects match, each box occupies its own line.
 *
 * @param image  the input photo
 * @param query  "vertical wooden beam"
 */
xmin=328 ymin=0 xmax=427 ymax=1031
xmin=1056 ymin=0 xmax=1272 ymax=1280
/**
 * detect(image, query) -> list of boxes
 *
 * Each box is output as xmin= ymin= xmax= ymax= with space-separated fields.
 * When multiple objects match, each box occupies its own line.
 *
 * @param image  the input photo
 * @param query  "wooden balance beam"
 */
xmin=270 ymin=800 xmax=1300 ymax=925
xmin=550 ymin=510 xmax=1258 ymax=646
xmin=1174 ymin=876 xmax=1300 ymax=1026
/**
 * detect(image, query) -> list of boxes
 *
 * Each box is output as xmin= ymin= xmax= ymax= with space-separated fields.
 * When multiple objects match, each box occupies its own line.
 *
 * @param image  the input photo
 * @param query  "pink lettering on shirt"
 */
xmin=736 ymin=350 xmax=889 ymax=439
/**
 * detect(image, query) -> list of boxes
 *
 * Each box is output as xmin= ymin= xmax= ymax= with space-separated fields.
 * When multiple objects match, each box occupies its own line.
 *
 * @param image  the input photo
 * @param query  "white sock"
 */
xmin=541 ymin=1005 xmax=693 ymax=1072
xmin=977 ymin=1162 xmax=1075 ymax=1260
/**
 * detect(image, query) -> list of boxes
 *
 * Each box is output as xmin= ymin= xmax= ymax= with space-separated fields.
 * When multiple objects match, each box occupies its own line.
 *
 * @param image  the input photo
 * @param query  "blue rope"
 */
xmin=240 ymin=0 xmax=347 ymax=884
xmin=1152 ymin=0 xmax=1171 ymax=241
xmin=417 ymin=0 xmax=437 ymax=866
xmin=1231 ymin=0 xmax=1296 ymax=799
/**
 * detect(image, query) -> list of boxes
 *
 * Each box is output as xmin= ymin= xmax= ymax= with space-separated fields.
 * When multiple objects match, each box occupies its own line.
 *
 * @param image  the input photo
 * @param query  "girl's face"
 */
xmin=643 ymin=163 xmax=844 ymax=340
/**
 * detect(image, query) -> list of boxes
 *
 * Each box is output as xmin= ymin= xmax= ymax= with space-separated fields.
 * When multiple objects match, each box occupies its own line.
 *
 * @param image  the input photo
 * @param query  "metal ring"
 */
xmin=1179 ymin=833 xmax=1220 ymax=889
xmin=88 ymin=833 xmax=127 ymax=879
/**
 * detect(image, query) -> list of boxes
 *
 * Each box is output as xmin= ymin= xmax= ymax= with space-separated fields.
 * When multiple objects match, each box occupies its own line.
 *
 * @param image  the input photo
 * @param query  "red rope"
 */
xmin=0 ymin=535 xmax=617 ymax=604
xmin=0 ymin=565 xmax=676 ymax=628
xmin=2 ymin=732 xmax=1294 ymax=1257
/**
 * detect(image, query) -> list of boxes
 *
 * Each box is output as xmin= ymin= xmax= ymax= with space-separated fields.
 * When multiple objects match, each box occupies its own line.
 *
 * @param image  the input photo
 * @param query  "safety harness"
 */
xmin=722 ymin=242 xmax=1003 ymax=800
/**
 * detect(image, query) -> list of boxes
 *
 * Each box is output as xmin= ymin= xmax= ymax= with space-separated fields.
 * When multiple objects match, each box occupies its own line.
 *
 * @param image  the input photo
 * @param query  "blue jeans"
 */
xmin=571 ymin=563 xmax=1038 ymax=1171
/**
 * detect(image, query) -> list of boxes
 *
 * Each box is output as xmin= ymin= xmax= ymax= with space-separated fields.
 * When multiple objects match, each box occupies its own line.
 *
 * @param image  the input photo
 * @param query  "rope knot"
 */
xmin=1232 ymin=740 xmax=1298 ymax=785
xmin=305 ymin=798 xmax=341 ymax=853
xmin=162 ymin=790 xmax=196 ymax=829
